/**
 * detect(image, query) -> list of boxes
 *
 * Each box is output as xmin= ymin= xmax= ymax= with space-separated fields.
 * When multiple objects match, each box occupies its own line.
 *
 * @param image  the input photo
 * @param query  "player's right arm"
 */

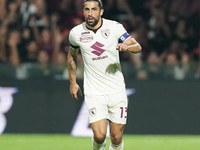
xmin=67 ymin=46 xmax=82 ymax=100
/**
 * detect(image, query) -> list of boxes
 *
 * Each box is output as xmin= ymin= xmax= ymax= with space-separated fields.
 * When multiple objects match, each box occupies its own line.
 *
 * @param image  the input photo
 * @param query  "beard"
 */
xmin=85 ymin=16 xmax=100 ymax=28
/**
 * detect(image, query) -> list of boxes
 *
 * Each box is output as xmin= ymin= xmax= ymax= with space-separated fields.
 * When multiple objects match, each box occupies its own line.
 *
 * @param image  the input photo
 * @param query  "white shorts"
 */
xmin=85 ymin=91 xmax=128 ymax=124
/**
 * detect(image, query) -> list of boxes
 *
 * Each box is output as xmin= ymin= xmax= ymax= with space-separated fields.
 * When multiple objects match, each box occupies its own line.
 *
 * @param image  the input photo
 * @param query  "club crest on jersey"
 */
xmin=101 ymin=29 xmax=110 ymax=39
xmin=80 ymin=35 xmax=93 ymax=43
xmin=89 ymin=107 xmax=96 ymax=117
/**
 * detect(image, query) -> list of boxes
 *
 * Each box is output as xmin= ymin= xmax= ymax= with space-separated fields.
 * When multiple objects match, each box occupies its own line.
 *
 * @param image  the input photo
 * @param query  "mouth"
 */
xmin=88 ymin=17 xmax=94 ymax=23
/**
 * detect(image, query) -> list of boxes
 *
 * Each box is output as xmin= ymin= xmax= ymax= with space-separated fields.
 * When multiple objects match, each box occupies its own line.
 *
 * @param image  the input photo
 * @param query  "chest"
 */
xmin=77 ymin=29 xmax=118 ymax=57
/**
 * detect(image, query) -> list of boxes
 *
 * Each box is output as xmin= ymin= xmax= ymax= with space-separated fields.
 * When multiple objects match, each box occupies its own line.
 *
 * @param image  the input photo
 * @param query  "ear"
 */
xmin=100 ymin=9 xmax=104 ymax=16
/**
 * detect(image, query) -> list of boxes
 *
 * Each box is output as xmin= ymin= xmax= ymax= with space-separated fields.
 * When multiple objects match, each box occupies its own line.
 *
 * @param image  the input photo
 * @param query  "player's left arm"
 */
xmin=116 ymin=37 xmax=142 ymax=54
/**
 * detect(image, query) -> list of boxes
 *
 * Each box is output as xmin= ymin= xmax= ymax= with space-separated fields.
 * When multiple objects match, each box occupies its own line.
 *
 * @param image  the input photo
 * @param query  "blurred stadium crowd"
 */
xmin=0 ymin=0 xmax=200 ymax=80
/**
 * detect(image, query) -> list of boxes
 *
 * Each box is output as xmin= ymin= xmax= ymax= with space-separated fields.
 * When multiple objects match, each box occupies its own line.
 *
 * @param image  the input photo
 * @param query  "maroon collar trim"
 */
xmin=86 ymin=18 xmax=103 ymax=33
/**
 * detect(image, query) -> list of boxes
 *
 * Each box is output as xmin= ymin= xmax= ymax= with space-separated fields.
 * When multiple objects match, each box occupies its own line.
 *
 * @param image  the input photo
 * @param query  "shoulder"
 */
xmin=103 ymin=18 xmax=119 ymax=24
xmin=103 ymin=18 xmax=121 ymax=25
xmin=102 ymin=18 xmax=123 ymax=29
xmin=69 ymin=22 xmax=86 ymax=36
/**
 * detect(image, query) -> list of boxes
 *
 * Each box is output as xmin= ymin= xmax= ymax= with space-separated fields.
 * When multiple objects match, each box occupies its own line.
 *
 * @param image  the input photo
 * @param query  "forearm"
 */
xmin=127 ymin=43 xmax=142 ymax=54
xmin=126 ymin=38 xmax=142 ymax=54
xmin=117 ymin=37 xmax=142 ymax=53
xmin=67 ymin=51 xmax=78 ymax=85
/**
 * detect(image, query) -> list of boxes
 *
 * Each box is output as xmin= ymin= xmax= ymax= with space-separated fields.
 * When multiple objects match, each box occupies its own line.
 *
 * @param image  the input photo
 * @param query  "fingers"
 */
xmin=116 ymin=43 xmax=128 ymax=51
xmin=116 ymin=44 xmax=119 ymax=50
xmin=70 ymin=91 xmax=78 ymax=100
xmin=78 ymin=87 xmax=82 ymax=96
xmin=70 ymin=84 xmax=82 ymax=100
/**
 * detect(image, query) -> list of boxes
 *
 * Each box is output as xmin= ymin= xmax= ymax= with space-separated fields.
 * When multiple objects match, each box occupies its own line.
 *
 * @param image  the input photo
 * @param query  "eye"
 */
xmin=92 ymin=8 xmax=97 ymax=11
xmin=84 ymin=8 xmax=89 ymax=11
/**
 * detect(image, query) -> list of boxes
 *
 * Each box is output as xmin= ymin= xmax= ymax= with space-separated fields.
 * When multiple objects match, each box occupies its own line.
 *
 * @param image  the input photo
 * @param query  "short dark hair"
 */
xmin=83 ymin=0 xmax=103 ymax=9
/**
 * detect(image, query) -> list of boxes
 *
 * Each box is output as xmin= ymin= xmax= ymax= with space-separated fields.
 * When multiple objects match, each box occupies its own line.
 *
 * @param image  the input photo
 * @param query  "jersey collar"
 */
xmin=86 ymin=18 xmax=103 ymax=33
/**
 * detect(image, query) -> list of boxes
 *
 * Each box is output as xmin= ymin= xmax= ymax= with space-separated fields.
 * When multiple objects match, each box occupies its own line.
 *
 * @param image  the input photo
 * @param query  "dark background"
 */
xmin=1 ymin=79 xmax=200 ymax=134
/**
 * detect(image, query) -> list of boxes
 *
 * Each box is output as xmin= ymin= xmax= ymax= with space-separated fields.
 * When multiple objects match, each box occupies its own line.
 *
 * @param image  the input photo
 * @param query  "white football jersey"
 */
xmin=69 ymin=18 xmax=131 ymax=95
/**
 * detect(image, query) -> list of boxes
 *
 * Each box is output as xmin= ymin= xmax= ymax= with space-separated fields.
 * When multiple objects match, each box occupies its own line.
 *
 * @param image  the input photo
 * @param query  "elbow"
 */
xmin=133 ymin=44 xmax=142 ymax=53
xmin=138 ymin=44 xmax=142 ymax=52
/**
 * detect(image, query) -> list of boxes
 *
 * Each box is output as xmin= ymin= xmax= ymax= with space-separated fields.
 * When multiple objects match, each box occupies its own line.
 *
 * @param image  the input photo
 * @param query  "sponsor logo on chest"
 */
xmin=80 ymin=35 xmax=93 ymax=43
xmin=90 ymin=42 xmax=108 ymax=61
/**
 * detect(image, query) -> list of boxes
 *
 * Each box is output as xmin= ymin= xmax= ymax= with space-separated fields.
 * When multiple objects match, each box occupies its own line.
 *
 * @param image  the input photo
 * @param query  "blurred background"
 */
xmin=0 ymin=0 xmax=200 ymax=135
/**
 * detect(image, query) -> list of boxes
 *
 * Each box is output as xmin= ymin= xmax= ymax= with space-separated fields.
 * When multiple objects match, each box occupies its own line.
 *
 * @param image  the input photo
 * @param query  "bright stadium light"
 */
xmin=0 ymin=87 xmax=18 ymax=135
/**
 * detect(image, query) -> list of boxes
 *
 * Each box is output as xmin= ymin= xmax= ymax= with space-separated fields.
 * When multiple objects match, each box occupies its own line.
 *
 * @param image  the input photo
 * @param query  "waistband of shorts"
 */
xmin=84 ymin=90 xmax=126 ymax=96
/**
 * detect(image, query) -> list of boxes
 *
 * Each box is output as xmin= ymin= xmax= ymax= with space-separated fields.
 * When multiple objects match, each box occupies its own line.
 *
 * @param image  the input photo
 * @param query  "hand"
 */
xmin=116 ymin=43 xmax=128 ymax=51
xmin=70 ymin=83 xmax=82 ymax=100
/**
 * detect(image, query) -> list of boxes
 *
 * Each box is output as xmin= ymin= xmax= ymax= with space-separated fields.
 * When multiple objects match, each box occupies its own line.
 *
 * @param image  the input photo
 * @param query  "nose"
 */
xmin=88 ymin=9 xmax=92 ymax=16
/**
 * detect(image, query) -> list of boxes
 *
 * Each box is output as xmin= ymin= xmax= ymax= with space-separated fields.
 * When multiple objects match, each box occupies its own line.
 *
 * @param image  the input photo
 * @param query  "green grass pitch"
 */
xmin=0 ymin=134 xmax=200 ymax=150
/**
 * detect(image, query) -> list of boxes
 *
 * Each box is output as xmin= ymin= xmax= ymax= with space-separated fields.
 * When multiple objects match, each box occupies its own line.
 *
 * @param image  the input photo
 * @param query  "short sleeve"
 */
xmin=113 ymin=22 xmax=131 ymax=43
xmin=69 ymin=29 xmax=80 ymax=49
